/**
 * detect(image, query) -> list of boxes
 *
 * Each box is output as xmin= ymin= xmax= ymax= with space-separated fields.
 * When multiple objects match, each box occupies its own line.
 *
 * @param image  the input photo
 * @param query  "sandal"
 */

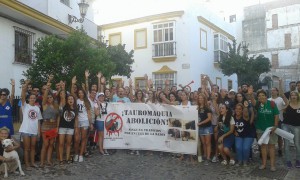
xmin=59 ymin=161 xmax=64 ymax=166
xmin=67 ymin=159 xmax=73 ymax=164
xmin=25 ymin=166 xmax=33 ymax=171
xmin=31 ymin=164 xmax=39 ymax=168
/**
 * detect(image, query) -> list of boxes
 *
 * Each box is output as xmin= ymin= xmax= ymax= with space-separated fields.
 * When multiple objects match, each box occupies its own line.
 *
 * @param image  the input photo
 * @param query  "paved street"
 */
xmin=3 ymin=146 xmax=299 ymax=180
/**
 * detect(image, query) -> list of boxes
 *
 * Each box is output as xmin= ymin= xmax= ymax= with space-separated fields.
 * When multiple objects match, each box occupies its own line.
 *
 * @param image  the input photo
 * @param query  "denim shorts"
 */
xmin=58 ymin=128 xmax=74 ymax=135
xmin=79 ymin=120 xmax=89 ymax=130
xmin=96 ymin=121 xmax=104 ymax=131
xmin=199 ymin=126 xmax=213 ymax=136
xmin=21 ymin=133 xmax=37 ymax=137
xmin=218 ymin=133 xmax=234 ymax=148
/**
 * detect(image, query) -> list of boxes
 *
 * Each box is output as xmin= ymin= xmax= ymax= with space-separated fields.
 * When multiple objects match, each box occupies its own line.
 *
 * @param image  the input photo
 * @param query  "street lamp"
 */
xmin=68 ymin=0 xmax=89 ymax=24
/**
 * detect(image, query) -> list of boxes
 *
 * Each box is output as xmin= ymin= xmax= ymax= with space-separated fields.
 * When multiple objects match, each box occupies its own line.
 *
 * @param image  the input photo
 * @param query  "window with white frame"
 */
xmin=152 ymin=22 xmax=176 ymax=57
xmin=214 ymin=33 xmax=228 ymax=62
xmin=60 ymin=0 xmax=70 ymax=6
xmin=153 ymin=73 xmax=177 ymax=89
xmin=14 ymin=26 xmax=35 ymax=64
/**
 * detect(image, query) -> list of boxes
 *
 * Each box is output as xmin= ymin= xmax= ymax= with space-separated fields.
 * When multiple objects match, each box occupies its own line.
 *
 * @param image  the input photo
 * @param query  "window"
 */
xmin=14 ymin=26 xmax=35 ymax=64
xmin=134 ymin=28 xmax=147 ymax=49
xmin=285 ymin=33 xmax=291 ymax=49
xmin=135 ymin=77 xmax=147 ymax=90
xmin=229 ymin=15 xmax=236 ymax=23
xmin=216 ymin=77 xmax=222 ymax=89
xmin=153 ymin=73 xmax=177 ymax=89
xmin=60 ymin=0 xmax=70 ymax=6
xmin=152 ymin=22 xmax=176 ymax=57
xmin=109 ymin=33 xmax=121 ymax=46
xmin=200 ymin=28 xmax=207 ymax=50
xmin=214 ymin=33 xmax=228 ymax=62
xmin=272 ymin=14 xmax=278 ymax=29
xmin=272 ymin=54 xmax=279 ymax=68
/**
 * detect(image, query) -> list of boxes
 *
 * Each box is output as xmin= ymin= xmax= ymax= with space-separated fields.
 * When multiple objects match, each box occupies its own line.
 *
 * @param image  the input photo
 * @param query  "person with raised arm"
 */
xmin=234 ymin=101 xmax=253 ymax=166
xmin=209 ymin=91 xmax=220 ymax=163
xmin=0 ymin=79 xmax=15 ymax=135
xmin=40 ymin=75 xmax=59 ymax=167
xmin=72 ymin=76 xmax=93 ymax=163
xmin=19 ymin=80 xmax=43 ymax=170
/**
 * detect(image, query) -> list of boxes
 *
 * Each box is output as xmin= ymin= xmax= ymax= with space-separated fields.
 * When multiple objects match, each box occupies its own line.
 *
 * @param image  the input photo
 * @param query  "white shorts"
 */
xmin=79 ymin=120 xmax=89 ymax=130
xmin=59 ymin=128 xmax=74 ymax=135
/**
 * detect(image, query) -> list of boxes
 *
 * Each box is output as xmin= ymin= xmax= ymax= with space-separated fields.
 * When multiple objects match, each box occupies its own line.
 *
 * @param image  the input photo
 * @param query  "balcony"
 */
xmin=152 ymin=42 xmax=176 ymax=62
xmin=214 ymin=50 xmax=227 ymax=63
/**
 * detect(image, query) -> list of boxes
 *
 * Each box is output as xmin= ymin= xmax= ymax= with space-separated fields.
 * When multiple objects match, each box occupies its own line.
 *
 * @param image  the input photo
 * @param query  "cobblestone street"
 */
xmin=3 ymin=147 xmax=299 ymax=180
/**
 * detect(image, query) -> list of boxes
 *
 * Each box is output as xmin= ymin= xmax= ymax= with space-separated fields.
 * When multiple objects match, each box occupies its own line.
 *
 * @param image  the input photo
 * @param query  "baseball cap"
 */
xmin=229 ymin=89 xmax=235 ymax=94
xmin=97 ymin=92 xmax=105 ymax=98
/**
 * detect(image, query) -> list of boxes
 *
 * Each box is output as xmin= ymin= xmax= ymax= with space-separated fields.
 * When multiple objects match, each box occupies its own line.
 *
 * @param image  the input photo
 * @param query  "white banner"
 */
xmin=103 ymin=103 xmax=198 ymax=155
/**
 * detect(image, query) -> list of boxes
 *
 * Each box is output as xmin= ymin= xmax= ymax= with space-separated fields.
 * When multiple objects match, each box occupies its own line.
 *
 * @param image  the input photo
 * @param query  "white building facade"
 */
xmin=242 ymin=0 xmax=300 ymax=90
xmin=99 ymin=7 xmax=237 ymax=91
xmin=0 ymin=0 xmax=97 ymax=95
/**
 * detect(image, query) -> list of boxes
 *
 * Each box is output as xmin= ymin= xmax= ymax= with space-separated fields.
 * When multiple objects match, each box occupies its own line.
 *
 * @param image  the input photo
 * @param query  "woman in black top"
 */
xmin=282 ymin=91 xmax=300 ymax=168
xmin=57 ymin=95 xmax=78 ymax=164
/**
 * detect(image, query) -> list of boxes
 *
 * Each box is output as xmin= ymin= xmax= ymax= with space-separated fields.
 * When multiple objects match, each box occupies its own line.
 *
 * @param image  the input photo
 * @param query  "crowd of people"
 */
xmin=0 ymin=71 xmax=299 ymax=174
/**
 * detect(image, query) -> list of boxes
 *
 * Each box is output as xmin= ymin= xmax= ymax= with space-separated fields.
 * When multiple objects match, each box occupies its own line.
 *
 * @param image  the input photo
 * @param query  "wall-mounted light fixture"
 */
xmin=68 ymin=0 xmax=89 ymax=24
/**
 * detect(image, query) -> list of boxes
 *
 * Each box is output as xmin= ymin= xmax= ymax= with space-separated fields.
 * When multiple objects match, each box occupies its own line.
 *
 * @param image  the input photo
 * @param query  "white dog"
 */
xmin=2 ymin=139 xmax=25 ymax=178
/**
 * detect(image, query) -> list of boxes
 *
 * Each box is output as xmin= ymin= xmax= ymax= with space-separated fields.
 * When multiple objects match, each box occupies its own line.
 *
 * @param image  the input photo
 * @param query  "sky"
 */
xmin=92 ymin=0 xmax=276 ymax=25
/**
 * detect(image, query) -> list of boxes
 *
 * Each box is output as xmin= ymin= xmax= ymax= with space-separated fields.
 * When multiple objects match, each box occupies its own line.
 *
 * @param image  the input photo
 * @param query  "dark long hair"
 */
xmin=65 ymin=95 xmax=78 ymax=116
xmin=218 ymin=103 xmax=233 ymax=127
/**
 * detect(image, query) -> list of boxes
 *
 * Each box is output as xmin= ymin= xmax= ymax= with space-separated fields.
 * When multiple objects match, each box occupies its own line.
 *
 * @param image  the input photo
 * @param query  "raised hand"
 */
xmin=97 ymin=72 xmax=102 ymax=79
xmin=85 ymin=70 xmax=90 ymax=78
xmin=100 ymin=76 xmax=106 ymax=84
xmin=10 ymin=79 xmax=15 ymax=86
xmin=48 ymin=74 xmax=54 ymax=81
xmin=72 ymin=76 xmax=77 ymax=84
xmin=165 ymin=79 xmax=170 ymax=86
xmin=244 ymin=100 xmax=249 ymax=108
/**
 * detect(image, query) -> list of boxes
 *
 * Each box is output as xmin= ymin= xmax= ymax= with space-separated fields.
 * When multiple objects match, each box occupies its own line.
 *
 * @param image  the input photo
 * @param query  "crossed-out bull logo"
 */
xmin=105 ymin=112 xmax=123 ymax=137
xmin=28 ymin=110 xmax=37 ymax=120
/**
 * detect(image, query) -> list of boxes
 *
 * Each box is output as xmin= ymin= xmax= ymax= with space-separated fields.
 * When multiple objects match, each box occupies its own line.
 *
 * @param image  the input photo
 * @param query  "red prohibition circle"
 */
xmin=105 ymin=112 xmax=123 ymax=134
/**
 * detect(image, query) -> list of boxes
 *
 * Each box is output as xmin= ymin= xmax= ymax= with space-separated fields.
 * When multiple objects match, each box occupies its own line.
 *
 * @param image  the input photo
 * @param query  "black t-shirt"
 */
xmin=234 ymin=116 xmax=251 ymax=138
xmin=198 ymin=107 xmax=212 ymax=127
xmin=283 ymin=105 xmax=300 ymax=126
xmin=59 ymin=107 xmax=77 ymax=129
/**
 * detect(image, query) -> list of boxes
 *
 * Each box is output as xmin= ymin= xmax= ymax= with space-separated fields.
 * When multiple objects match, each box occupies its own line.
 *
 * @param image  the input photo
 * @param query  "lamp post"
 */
xmin=68 ymin=0 xmax=89 ymax=24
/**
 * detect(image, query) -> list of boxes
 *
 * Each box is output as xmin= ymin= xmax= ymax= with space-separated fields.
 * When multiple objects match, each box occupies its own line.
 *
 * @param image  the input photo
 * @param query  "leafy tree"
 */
xmin=219 ymin=39 xmax=271 ymax=88
xmin=23 ymin=30 xmax=134 ymax=89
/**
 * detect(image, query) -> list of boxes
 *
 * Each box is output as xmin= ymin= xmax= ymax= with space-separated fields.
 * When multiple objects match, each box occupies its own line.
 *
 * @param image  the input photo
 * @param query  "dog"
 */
xmin=2 ymin=139 xmax=25 ymax=178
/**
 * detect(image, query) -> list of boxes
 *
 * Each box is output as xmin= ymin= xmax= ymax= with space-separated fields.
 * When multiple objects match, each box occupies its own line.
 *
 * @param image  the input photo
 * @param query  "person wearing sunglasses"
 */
xmin=0 ymin=79 xmax=15 ymax=136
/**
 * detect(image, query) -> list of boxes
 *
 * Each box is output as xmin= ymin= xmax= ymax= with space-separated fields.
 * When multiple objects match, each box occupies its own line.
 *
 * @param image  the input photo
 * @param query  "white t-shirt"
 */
xmin=95 ymin=102 xmax=109 ymax=121
xmin=19 ymin=103 xmax=42 ymax=135
xmin=77 ymin=99 xmax=88 ymax=121
xmin=268 ymin=97 xmax=286 ymax=121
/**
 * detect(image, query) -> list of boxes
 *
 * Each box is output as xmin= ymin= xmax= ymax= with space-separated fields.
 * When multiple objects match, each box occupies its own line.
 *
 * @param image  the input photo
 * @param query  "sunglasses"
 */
xmin=1 ymin=94 xmax=7 ymax=96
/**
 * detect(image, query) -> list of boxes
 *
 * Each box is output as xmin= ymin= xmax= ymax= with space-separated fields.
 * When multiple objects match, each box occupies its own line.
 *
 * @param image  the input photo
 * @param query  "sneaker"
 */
xmin=211 ymin=156 xmax=218 ymax=163
xmin=204 ymin=160 xmax=210 ymax=165
xmin=259 ymin=165 xmax=266 ymax=170
xmin=286 ymin=161 xmax=292 ymax=169
xmin=270 ymin=166 xmax=276 ymax=172
xmin=198 ymin=156 xmax=203 ymax=163
xmin=229 ymin=159 xmax=235 ymax=166
xmin=136 ymin=151 xmax=140 ymax=156
xmin=221 ymin=160 xmax=228 ymax=165
xmin=78 ymin=156 xmax=83 ymax=162
xmin=104 ymin=150 xmax=110 ymax=155
xmin=73 ymin=155 xmax=79 ymax=162
xmin=295 ymin=160 xmax=300 ymax=168
xmin=130 ymin=150 xmax=135 ymax=155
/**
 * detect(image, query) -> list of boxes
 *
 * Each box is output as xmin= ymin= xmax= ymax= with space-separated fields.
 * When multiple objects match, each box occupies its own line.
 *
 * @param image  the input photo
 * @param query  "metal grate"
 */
xmin=249 ymin=166 xmax=288 ymax=180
